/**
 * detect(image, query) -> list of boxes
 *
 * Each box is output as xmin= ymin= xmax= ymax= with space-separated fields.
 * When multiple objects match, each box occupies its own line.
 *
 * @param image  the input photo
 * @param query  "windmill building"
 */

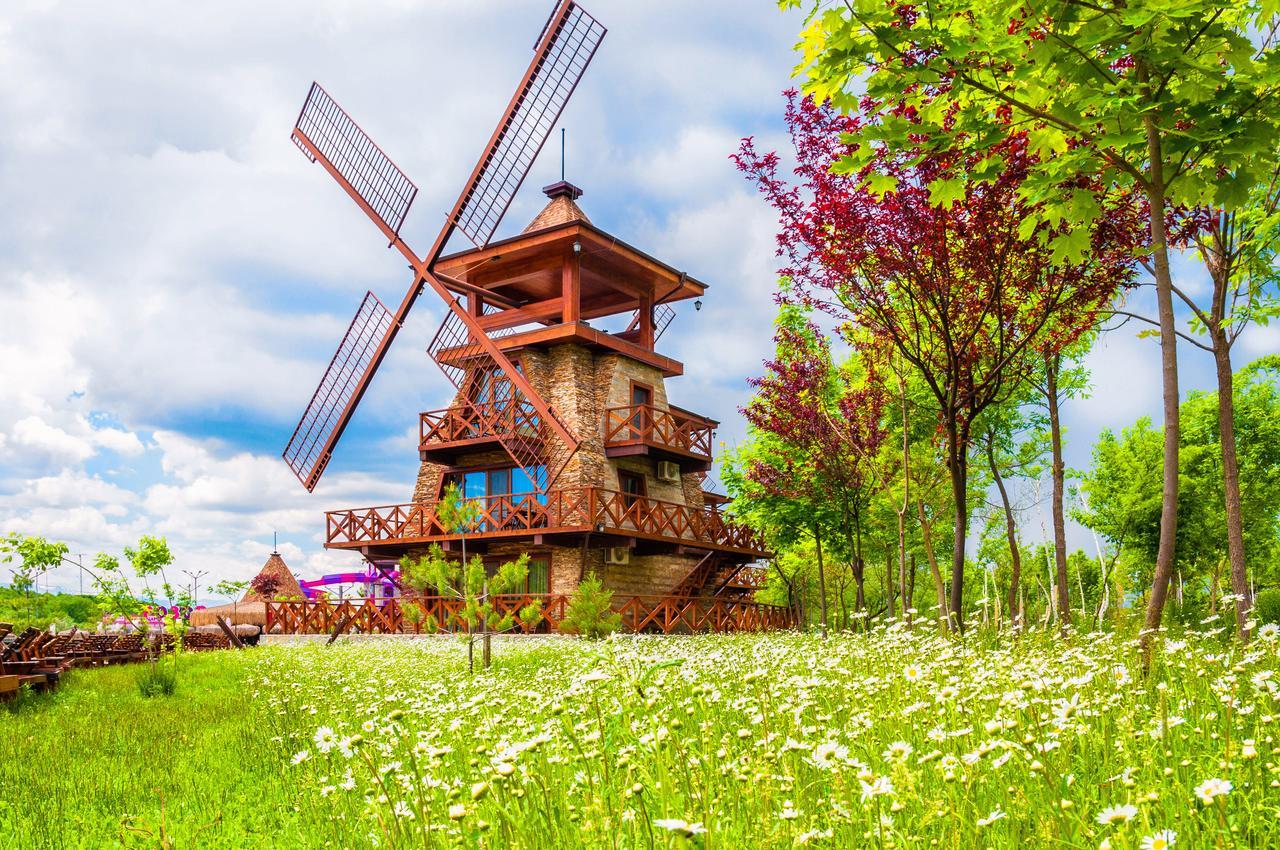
xmin=272 ymin=0 xmax=788 ymax=633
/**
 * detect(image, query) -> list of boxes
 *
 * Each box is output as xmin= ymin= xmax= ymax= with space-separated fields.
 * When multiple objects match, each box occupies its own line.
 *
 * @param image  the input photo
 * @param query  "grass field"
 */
xmin=3 ymin=624 xmax=1279 ymax=848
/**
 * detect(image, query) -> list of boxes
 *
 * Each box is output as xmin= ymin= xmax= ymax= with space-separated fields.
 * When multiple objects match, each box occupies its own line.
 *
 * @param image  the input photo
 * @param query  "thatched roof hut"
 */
xmin=189 ymin=551 xmax=302 ymax=628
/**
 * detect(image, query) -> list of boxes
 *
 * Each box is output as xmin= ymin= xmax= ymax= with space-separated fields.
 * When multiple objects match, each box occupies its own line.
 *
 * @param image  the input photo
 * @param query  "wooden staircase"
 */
xmin=670 ymin=555 xmax=766 ymax=600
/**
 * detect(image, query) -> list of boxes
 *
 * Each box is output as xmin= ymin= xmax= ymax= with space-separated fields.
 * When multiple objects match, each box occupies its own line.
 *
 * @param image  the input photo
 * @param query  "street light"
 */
xmin=182 ymin=569 xmax=209 ymax=606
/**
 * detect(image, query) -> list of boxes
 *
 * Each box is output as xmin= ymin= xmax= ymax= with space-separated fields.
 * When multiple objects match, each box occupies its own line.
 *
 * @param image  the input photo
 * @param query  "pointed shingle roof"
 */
xmin=524 ymin=181 xmax=589 ymax=232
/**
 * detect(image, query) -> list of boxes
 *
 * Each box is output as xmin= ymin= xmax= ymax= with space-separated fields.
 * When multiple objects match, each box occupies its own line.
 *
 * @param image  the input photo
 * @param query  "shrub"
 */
xmin=136 ymin=663 xmax=177 ymax=698
xmin=1255 ymin=588 xmax=1280 ymax=625
xmin=559 ymin=573 xmax=621 ymax=639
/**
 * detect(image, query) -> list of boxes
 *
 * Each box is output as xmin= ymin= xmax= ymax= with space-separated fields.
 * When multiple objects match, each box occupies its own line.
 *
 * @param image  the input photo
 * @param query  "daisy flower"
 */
xmin=1140 ymin=830 xmax=1176 ymax=850
xmin=1095 ymin=804 xmax=1138 ymax=825
xmin=1194 ymin=778 xmax=1231 ymax=805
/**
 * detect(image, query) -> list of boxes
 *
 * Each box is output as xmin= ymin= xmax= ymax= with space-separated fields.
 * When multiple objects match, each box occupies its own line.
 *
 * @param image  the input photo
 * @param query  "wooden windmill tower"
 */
xmin=280 ymin=1 xmax=780 ymax=622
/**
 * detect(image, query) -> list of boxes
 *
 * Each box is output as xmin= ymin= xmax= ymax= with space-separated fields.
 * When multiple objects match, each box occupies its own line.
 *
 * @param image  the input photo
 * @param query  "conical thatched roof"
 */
xmin=524 ymin=181 xmax=589 ymax=232
xmin=242 ymin=552 xmax=304 ymax=602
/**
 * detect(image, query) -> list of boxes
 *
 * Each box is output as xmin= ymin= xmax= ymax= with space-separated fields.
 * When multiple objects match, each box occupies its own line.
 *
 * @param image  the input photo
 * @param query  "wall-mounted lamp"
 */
xmin=573 ymin=240 xmax=582 ymax=255
xmin=694 ymin=299 xmax=703 ymax=312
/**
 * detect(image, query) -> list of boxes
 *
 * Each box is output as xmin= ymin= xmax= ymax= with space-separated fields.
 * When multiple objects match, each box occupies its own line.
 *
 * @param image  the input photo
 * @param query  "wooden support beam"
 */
xmin=433 ymin=271 xmax=522 ymax=310
xmin=327 ymin=611 xmax=357 ymax=645
xmin=638 ymin=292 xmax=655 ymax=349
xmin=477 ymin=297 xmax=565 ymax=331
xmin=216 ymin=617 xmax=245 ymax=649
xmin=562 ymin=246 xmax=581 ymax=323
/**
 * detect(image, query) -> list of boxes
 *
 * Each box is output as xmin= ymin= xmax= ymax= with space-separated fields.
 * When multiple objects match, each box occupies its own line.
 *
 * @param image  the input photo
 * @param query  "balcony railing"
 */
xmin=419 ymin=400 xmax=541 ymax=449
xmin=265 ymin=593 xmax=795 ymax=636
xmin=324 ymin=487 xmax=766 ymax=555
xmin=603 ymin=403 xmax=713 ymax=460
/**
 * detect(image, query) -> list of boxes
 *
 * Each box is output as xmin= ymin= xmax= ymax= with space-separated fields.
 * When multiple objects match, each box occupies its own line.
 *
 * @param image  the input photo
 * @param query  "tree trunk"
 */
xmin=907 ymin=553 xmax=917 ymax=617
xmin=886 ymin=546 xmax=896 ymax=619
xmin=814 ymin=522 xmax=829 ymax=638
xmin=1211 ymin=327 xmax=1251 ymax=639
xmin=1139 ymin=114 xmax=1181 ymax=654
xmin=946 ymin=420 xmax=970 ymax=632
xmin=986 ymin=432 xmax=1023 ymax=629
xmin=917 ymin=498 xmax=948 ymax=633
xmin=1045 ymin=354 xmax=1071 ymax=630
xmin=898 ymin=370 xmax=911 ymax=624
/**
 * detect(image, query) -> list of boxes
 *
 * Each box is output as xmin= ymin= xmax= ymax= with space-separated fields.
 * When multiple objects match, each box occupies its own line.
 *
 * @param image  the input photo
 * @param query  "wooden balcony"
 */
xmin=324 ymin=487 xmax=767 ymax=557
xmin=418 ymin=401 xmax=541 ymax=463
xmin=265 ymin=593 xmax=795 ymax=636
xmin=603 ymin=403 xmax=715 ymax=471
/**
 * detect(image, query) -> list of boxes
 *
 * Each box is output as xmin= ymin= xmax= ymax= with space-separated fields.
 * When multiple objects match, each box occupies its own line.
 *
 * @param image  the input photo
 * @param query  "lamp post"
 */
xmin=182 ymin=569 xmax=209 ymax=607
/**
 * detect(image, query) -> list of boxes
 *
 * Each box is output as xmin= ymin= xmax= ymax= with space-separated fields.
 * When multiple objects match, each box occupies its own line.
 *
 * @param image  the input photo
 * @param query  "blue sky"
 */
xmin=1 ymin=1 xmax=1273 ymax=600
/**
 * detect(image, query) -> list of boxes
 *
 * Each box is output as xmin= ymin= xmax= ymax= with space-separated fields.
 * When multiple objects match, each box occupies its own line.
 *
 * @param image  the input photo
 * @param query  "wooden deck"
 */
xmin=324 ymin=487 xmax=768 ymax=557
xmin=266 ymin=594 xmax=795 ymax=636
xmin=602 ymin=403 xmax=714 ymax=468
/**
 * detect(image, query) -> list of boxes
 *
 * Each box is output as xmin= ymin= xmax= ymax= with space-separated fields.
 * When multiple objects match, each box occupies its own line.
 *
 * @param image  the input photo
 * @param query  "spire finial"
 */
xmin=560 ymin=127 xmax=566 ymax=182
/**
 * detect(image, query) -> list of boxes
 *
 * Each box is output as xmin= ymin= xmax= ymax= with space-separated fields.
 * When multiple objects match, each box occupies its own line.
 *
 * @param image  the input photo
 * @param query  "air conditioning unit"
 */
xmin=605 ymin=546 xmax=631 ymax=566
xmin=656 ymin=461 xmax=681 ymax=483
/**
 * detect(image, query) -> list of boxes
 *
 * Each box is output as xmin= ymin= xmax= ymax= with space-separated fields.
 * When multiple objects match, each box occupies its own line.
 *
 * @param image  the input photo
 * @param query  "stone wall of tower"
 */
xmin=405 ymin=340 xmax=718 ymax=598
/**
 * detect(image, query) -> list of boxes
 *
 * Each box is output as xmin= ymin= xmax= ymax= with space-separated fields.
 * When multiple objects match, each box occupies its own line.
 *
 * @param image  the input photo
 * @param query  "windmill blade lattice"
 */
xmin=452 ymin=1 xmax=606 ymax=248
xmin=292 ymin=83 xmax=419 ymax=242
xmin=284 ymin=292 xmax=395 ymax=491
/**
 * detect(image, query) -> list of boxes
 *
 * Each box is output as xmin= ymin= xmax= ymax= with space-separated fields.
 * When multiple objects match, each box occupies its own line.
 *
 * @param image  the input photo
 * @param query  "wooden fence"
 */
xmin=265 ymin=594 xmax=795 ymax=637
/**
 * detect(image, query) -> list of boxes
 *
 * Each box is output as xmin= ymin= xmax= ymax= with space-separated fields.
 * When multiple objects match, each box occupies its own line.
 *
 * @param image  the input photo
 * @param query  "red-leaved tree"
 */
xmin=743 ymin=304 xmax=887 ymax=632
xmin=735 ymin=92 xmax=1141 ymax=631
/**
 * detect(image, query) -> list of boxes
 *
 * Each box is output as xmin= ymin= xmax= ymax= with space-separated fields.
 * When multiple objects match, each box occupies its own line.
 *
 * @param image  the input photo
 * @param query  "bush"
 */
xmin=136 ymin=663 xmax=177 ymax=698
xmin=1255 ymin=588 xmax=1280 ymax=625
xmin=558 ymin=573 xmax=621 ymax=639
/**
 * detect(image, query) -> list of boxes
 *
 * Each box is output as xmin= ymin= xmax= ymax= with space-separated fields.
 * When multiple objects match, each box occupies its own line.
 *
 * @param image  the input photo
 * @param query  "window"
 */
xmin=618 ymin=470 xmax=645 ymax=507
xmin=482 ymin=554 xmax=550 ymax=595
xmin=630 ymin=382 xmax=652 ymax=437
xmin=528 ymin=556 xmax=550 ymax=594
xmin=443 ymin=465 xmax=548 ymax=531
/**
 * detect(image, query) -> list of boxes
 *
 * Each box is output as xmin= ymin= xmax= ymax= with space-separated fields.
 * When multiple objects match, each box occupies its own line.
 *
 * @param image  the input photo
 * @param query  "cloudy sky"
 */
xmin=1 ymin=0 xmax=1269 ymax=601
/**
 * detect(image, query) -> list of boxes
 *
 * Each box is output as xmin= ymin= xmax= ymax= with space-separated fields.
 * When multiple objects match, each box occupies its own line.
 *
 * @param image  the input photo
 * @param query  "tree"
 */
xmin=0 ymin=533 xmax=69 ymax=625
xmin=736 ymin=94 xmax=1138 ymax=630
xmin=1156 ymin=188 xmax=1280 ymax=638
xmin=399 ymin=544 xmax=534 ymax=672
xmin=212 ymin=579 xmax=250 ymax=623
xmin=974 ymin=399 xmax=1048 ymax=628
xmin=558 ymin=572 xmax=622 ymax=640
xmin=1079 ymin=357 xmax=1280 ymax=616
xmin=739 ymin=300 xmax=888 ymax=632
xmin=783 ymin=0 xmax=1280 ymax=645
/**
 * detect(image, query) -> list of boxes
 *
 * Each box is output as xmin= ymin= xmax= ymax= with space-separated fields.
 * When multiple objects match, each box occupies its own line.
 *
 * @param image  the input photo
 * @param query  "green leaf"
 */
xmin=1050 ymin=228 xmax=1090 ymax=264
xmin=928 ymin=177 xmax=967 ymax=208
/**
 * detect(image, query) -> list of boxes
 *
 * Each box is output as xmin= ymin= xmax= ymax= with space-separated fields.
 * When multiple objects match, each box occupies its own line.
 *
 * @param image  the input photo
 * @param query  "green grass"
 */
xmin=4 ymin=625 xmax=1280 ymax=849
xmin=0 ymin=652 xmax=308 ymax=849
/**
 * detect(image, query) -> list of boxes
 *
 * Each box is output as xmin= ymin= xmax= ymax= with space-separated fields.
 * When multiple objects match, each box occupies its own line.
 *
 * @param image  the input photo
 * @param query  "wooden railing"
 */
xmin=419 ymin=400 xmax=541 ymax=447
xmin=265 ymin=594 xmax=795 ymax=636
xmin=603 ymin=403 xmax=713 ymax=459
xmin=325 ymin=487 xmax=767 ymax=555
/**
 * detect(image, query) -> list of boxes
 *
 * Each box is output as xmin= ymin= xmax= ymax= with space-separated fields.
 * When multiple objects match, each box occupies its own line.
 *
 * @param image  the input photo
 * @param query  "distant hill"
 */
xmin=0 ymin=585 xmax=102 ymax=631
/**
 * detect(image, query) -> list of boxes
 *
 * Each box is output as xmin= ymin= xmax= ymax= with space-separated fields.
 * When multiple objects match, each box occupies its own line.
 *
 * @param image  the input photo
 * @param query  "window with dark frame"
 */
xmin=618 ymin=470 xmax=645 ymax=507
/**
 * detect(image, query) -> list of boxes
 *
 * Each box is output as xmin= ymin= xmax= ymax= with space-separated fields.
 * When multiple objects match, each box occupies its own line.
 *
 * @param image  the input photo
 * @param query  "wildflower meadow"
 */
xmin=243 ymin=623 xmax=1280 ymax=849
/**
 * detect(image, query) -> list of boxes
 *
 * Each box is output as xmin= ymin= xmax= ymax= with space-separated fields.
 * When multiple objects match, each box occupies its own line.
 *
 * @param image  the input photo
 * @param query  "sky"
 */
xmin=1 ymin=0 xmax=1273 ymax=603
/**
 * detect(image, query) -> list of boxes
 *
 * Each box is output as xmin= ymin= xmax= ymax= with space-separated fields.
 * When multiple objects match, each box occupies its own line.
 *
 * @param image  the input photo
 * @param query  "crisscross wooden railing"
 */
xmin=419 ymin=399 xmax=542 ymax=447
xmin=603 ymin=404 xmax=714 ymax=459
xmin=324 ymin=488 xmax=765 ymax=555
xmin=265 ymin=593 xmax=794 ymax=636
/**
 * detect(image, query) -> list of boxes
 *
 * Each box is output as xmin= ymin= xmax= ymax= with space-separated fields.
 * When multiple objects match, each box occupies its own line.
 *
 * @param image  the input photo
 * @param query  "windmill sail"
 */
xmin=291 ymin=83 xmax=418 ymax=242
xmin=284 ymin=292 xmax=394 ymax=491
xmin=451 ymin=1 xmax=606 ymax=248
xmin=281 ymin=0 xmax=605 ymax=492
